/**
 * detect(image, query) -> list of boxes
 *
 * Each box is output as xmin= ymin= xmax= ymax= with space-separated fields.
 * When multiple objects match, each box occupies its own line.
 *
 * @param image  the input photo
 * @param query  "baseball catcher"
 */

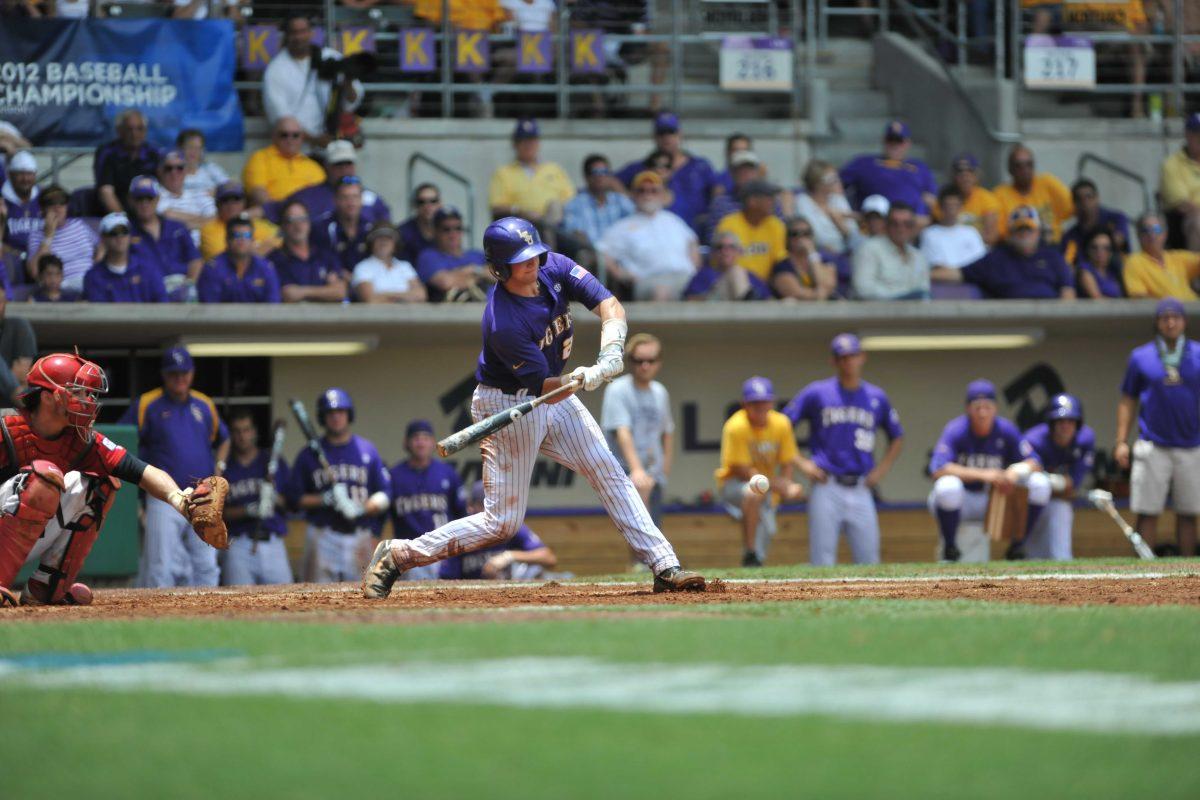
xmin=0 ymin=353 xmax=227 ymax=607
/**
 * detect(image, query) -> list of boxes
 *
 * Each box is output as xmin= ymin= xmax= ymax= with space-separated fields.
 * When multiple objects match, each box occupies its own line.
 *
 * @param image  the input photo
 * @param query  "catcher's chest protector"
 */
xmin=0 ymin=415 xmax=94 ymax=484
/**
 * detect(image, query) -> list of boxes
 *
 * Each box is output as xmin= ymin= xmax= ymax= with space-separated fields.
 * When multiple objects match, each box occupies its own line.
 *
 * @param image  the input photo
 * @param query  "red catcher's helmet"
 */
xmin=25 ymin=353 xmax=108 ymax=432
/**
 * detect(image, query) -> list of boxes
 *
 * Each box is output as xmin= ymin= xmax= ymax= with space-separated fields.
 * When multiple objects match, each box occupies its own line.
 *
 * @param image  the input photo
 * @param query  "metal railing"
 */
xmin=406 ymin=151 xmax=476 ymax=240
xmin=1076 ymin=152 xmax=1153 ymax=216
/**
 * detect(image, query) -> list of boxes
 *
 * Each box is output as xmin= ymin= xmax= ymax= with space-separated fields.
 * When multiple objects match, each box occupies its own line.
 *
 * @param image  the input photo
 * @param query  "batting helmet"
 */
xmin=1045 ymin=393 xmax=1083 ymax=425
xmin=24 ymin=353 xmax=108 ymax=433
xmin=317 ymin=387 xmax=355 ymax=425
xmin=483 ymin=216 xmax=549 ymax=281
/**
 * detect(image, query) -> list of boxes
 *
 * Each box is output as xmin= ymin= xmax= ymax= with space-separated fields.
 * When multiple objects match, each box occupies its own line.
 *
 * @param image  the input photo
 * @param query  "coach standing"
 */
xmin=122 ymin=346 xmax=229 ymax=587
xmin=1114 ymin=299 xmax=1200 ymax=556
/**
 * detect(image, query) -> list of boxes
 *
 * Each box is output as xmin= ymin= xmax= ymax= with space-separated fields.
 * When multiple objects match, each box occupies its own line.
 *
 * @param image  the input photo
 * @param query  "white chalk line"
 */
xmin=4 ymin=656 xmax=1200 ymax=736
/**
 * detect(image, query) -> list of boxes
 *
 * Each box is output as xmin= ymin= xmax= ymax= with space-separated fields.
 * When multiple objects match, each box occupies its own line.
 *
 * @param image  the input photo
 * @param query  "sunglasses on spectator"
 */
xmin=650 ymin=162 xmax=670 ymax=170
xmin=219 ymin=195 xmax=244 ymax=203
xmin=888 ymin=219 xmax=915 ymax=228
xmin=788 ymin=229 xmax=813 ymax=238
xmin=635 ymin=187 xmax=660 ymax=194
xmin=1140 ymin=224 xmax=1164 ymax=235
xmin=588 ymin=167 xmax=612 ymax=176
xmin=714 ymin=243 xmax=739 ymax=251
xmin=104 ymin=228 xmax=130 ymax=237
xmin=276 ymin=130 xmax=303 ymax=139
xmin=417 ymin=196 xmax=440 ymax=205
xmin=438 ymin=225 xmax=463 ymax=233
xmin=229 ymin=231 xmax=254 ymax=240
xmin=161 ymin=164 xmax=185 ymax=172
xmin=629 ymin=357 xmax=659 ymax=365
xmin=284 ymin=215 xmax=309 ymax=223
xmin=1011 ymin=160 xmax=1034 ymax=168
xmin=133 ymin=195 xmax=156 ymax=202
xmin=1088 ymin=242 xmax=1112 ymax=251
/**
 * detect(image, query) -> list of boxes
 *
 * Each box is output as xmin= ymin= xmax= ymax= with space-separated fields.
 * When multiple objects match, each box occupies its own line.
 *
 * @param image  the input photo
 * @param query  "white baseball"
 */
xmin=748 ymin=474 xmax=770 ymax=495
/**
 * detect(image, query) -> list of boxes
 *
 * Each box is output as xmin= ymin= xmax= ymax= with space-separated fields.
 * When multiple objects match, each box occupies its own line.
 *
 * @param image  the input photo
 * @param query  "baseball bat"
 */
xmin=437 ymin=379 xmax=582 ymax=457
xmin=256 ymin=420 xmax=286 ymax=521
xmin=288 ymin=398 xmax=338 ymax=481
xmin=1087 ymin=489 xmax=1156 ymax=560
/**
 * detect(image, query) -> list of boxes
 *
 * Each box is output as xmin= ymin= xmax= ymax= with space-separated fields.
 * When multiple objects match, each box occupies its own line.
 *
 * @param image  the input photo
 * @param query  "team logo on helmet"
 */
xmin=518 ymin=228 xmax=534 ymax=245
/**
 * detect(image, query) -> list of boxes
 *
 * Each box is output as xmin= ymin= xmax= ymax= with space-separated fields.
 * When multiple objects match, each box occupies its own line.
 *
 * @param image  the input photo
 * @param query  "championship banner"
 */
xmin=517 ymin=31 xmax=553 ymax=74
xmin=400 ymin=28 xmax=436 ymax=72
xmin=0 ymin=19 xmax=244 ymax=151
xmin=571 ymin=29 xmax=606 ymax=74
xmin=455 ymin=30 xmax=491 ymax=74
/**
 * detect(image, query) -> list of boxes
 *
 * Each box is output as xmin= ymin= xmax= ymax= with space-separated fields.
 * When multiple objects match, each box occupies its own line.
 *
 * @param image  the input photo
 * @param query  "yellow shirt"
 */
xmin=955 ymin=186 xmax=1003 ymax=235
xmin=1160 ymin=147 xmax=1200 ymax=210
xmin=1122 ymin=250 xmax=1200 ymax=300
xmin=199 ymin=218 xmax=281 ymax=261
xmin=241 ymin=145 xmax=325 ymax=202
xmin=714 ymin=213 xmax=787 ymax=281
xmin=992 ymin=173 xmax=1075 ymax=243
xmin=715 ymin=409 xmax=798 ymax=485
xmin=412 ymin=0 xmax=507 ymax=30
xmin=488 ymin=161 xmax=575 ymax=219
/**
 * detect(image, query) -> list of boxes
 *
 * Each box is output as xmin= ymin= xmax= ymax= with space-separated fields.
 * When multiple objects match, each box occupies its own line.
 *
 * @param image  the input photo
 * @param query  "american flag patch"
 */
xmin=569 ymin=264 xmax=588 ymax=280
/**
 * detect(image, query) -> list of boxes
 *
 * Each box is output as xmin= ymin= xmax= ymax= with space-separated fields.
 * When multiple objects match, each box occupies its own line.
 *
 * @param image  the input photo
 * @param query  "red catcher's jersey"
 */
xmin=0 ymin=413 xmax=127 ymax=481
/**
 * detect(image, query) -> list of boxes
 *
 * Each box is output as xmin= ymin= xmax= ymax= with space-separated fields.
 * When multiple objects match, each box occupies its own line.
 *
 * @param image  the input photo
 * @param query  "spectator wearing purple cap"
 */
xmin=415 ymin=206 xmax=492 ymax=302
xmin=488 ymin=119 xmax=575 ymax=248
xmin=128 ymin=175 xmax=203 ymax=300
xmin=1119 ymin=213 xmax=1199 ymax=300
xmin=839 ymin=121 xmax=937 ymax=222
xmin=286 ymin=140 xmax=391 ymax=228
xmin=199 ymin=182 xmax=281 ymax=262
xmin=93 ymin=110 xmax=162 ymax=214
xmin=921 ymin=185 xmax=987 ymax=273
xmin=616 ymin=113 xmax=718 ymax=234
xmin=197 ymin=216 xmax=282 ymax=303
xmin=1114 ymin=299 xmax=1200 ymax=557
xmin=1160 ymin=113 xmax=1200 ymax=251
xmin=83 ymin=213 xmax=169 ymax=303
xmin=155 ymin=149 xmax=216 ymax=241
xmin=683 ymin=230 xmax=770 ymax=302
xmin=1 ymin=150 xmax=41 ymax=255
xmin=388 ymin=418 xmax=467 ymax=581
xmin=942 ymin=152 xmax=1002 ymax=246
xmin=851 ymin=201 xmax=931 ymax=300
xmin=1060 ymin=178 xmax=1130 ymax=265
xmin=310 ymin=176 xmax=372 ymax=274
xmin=937 ymin=206 xmax=1075 ymax=300
xmin=716 ymin=376 xmax=804 ymax=567
xmin=269 ymin=199 xmax=347 ymax=303
xmin=25 ymin=184 xmax=99 ymax=292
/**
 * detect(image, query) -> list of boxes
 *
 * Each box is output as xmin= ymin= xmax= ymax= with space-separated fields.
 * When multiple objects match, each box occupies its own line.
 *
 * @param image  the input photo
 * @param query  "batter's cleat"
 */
xmin=653 ymin=566 xmax=706 ymax=593
xmin=1153 ymin=543 xmax=1181 ymax=558
xmin=362 ymin=540 xmax=401 ymax=600
xmin=0 ymin=586 xmax=17 ymax=607
xmin=1005 ymin=542 xmax=1027 ymax=561
xmin=941 ymin=544 xmax=961 ymax=563
xmin=742 ymin=550 xmax=763 ymax=567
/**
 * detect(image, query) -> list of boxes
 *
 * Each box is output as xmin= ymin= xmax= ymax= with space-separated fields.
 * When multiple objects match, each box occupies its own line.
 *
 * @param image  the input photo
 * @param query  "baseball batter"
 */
xmin=783 ymin=333 xmax=904 ymax=565
xmin=364 ymin=217 xmax=704 ymax=597
xmin=928 ymin=379 xmax=1051 ymax=562
xmin=1114 ymin=299 xmax=1200 ymax=556
xmin=438 ymin=480 xmax=557 ymax=580
xmin=289 ymin=388 xmax=391 ymax=582
xmin=220 ymin=409 xmax=294 ymax=585
xmin=1018 ymin=394 xmax=1094 ymax=560
xmin=389 ymin=419 xmax=466 ymax=581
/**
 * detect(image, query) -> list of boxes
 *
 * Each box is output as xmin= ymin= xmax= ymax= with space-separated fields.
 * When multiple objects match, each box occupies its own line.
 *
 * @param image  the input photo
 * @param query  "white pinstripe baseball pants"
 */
xmin=394 ymin=385 xmax=681 ymax=573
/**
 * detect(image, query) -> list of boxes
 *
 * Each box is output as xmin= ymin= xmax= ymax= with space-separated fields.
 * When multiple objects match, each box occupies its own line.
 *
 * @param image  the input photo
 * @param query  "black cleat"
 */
xmin=942 ymin=544 xmax=961 ymax=563
xmin=1005 ymin=542 xmax=1027 ymax=561
xmin=653 ymin=566 xmax=706 ymax=593
xmin=741 ymin=550 xmax=763 ymax=568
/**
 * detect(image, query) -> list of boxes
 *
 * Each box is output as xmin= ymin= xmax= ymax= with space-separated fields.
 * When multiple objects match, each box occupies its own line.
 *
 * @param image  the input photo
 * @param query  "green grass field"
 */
xmin=2 ymin=560 xmax=1199 ymax=799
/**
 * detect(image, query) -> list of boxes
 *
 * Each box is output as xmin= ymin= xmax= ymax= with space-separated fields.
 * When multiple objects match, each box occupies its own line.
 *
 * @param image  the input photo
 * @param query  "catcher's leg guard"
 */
xmin=0 ymin=461 xmax=66 ymax=590
xmin=22 ymin=474 xmax=118 ymax=606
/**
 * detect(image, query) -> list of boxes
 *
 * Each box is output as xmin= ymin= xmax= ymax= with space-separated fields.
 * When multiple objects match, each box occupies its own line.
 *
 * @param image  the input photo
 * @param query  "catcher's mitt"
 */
xmin=185 ymin=476 xmax=229 ymax=550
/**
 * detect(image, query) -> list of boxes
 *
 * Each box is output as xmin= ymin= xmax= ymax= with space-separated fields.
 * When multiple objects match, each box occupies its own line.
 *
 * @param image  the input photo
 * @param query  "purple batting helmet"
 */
xmin=1045 ymin=393 xmax=1083 ymax=424
xmin=483 ymin=216 xmax=550 ymax=281
xmin=317 ymin=387 xmax=355 ymax=425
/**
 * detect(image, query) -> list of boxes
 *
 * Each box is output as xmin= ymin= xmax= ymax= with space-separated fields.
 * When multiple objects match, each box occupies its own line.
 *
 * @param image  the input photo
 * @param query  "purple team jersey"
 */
xmin=960 ymin=245 xmax=1073 ymax=299
xmin=929 ymin=414 xmax=1024 ymax=491
xmin=438 ymin=525 xmax=545 ymax=579
xmin=475 ymin=252 xmax=611 ymax=394
xmin=783 ymin=377 xmax=903 ymax=476
xmin=118 ymin=389 xmax=228 ymax=486
xmin=839 ymin=155 xmax=937 ymax=215
xmin=389 ymin=459 xmax=465 ymax=539
xmin=224 ymin=450 xmax=292 ymax=539
xmin=1119 ymin=340 xmax=1200 ymax=448
xmin=288 ymin=434 xmax=392 ymax=534
xmin=1020 ymin=423 xmax=1095 ymax=488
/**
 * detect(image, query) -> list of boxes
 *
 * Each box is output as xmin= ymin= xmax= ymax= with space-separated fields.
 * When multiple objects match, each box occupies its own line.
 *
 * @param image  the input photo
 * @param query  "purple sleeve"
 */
xmin=117 ymin=401 xmax=136 ymax=426
xmin=197 ymin=265 xmax=221 ymax=303
xmin=287 ymin=449 xmax=316 ymax=503
xmin=179 ymin=228 xmax=201 ymax=263
xmin=561 ymin=258 xmax=611 ymax=309
xmin=838 ymin=157 xmax=865 ymax=207
xmin=492 ymin=326 xmax=551 ymax=392
xmin=928 ymin=422 xmax=958 ymax=473
xmin=511 ymin=525 xmax=545 ymax=551
xmin=1002 ymin=423 xmax=1024 ymax=464
xmin=879 ymin=392 xmax=904 ymax=440
xmin=368 ymin=449 xmax=391 ymax=497
xmin=274 ymin=458 xmax=292 ymax=498
xmin=214 ymin=416 xmax=229 ymax=446
xmin=918 ymin=161 xmax=937 ymax=196
xmin=415 ymin=249 xmax=443 ymax=283
xmin=146 ymin=264 xmax=169 ymax=303
xmin=1050 ymin=251 xmax=1072 ymax=290
xmin=682 ymin=268 xmax=712 ymax=299
xmin=264 ymin=263 xmax=282 ymax=303
xmin=616 ymin=160 xmax=641 ymax=188
xmin=781 ymin=386 xmax=812 ymax=425
xmin=1119 ymin=352 xmax=1144 ymax=398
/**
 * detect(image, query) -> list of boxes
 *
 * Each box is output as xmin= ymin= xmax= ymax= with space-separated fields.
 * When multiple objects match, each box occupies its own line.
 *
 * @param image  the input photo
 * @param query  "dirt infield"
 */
xmin=4 ymin=572 xmax=1199 ymax=621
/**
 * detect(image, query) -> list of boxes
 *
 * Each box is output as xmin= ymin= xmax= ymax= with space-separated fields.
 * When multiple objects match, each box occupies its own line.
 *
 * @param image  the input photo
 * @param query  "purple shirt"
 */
xmin=288 ymin=434 xmax=392 ymax=534
xmin=118 ymin=389 xmax=229 ymax=486
xmin=286 ymin=182 xmax=391 ymax=229
xmin=82 ymin=256 xmax=169 ymax=303
xmin=130 ymin=215 xmax=200 ymax=278
xmin=617 ymin=151 xmax=717 ymax=232
xmin=397 ymin=217 xmax=436 ymax=263
xmin=93 ymin=139 xmax=162 ymax=209
xmin=960 ymin=245 xmax=1073 ymax=299
xmin=415 ymin=247 xmax=488 ymax=303
xmin=929 ymin=415 xmax=1024 ymax=491
xmin=438 ymin=524 xmax=545 ymax=579
xmin=839 ymin=155 xmax=937 ymax=215
xmin=197 ymin=254 xmax=282 ymax=303
xmin=682 ymin=266 xmax=770 ymax=301
xmin=30 ymin=287 xmax=80 ymax=303
xmin=1076 ymin=260 xmax=1124 ymax=298
xmin=1119 ymin=340 xmax=1200 ymax=447
xmin=783 ymin=377 xmax=904 ymax=476
xmin=1020 ymin=422 xmax=1095 ymax=489
xmin=1060 ymin=208 xmax=1131 ymax=261
xmin=225 ymin=450 xmax=292 ymax=539
xmin=269 ymin=244 xmax=343 ymax=288
xmin=1 ymin=181 xmax=41 ymax=253
xmin=389 ymin=459 xmax=465 ymax=539
xmin=476 ymin=252 xmax=610 ymax=394
xmin=311 ymin=213 xmax=371 ymax=273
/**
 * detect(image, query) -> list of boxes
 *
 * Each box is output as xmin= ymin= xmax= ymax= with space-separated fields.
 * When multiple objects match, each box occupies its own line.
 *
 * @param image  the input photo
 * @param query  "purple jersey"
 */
xmin=130 ymin=215 xmax=200 ymax=278
xmin=288 ymin=434 xmax=391 ymax=533
xmin=839 ymin=155 xmax=937 ymax=216
xmin=1119 ymin=340 xmax=1200 ymax=448
xmin=960 ymin=245 xmax=1073 ymax=299
xmin=82 ymin=256 xmax=169 ymax=303
xmin=783 ymin=377 xmax=903 ymax=476
xmin=224 ymin=450 xmax=292 ymax=539
xmin=929 ymin=414 xmax=1024 ymax=491
xmin=286 ymin=182 xmax=390 ymax=229
xmin=269 ymin=244 xmax=343 ymax=288
xmin=415 ymin=247 xmax=488 ymax=302
xmin=389 ymin=459 xmax=465 ymax=539
xmin=311 ymin=213 xmax=371 ymax=273
xmin=475 ymin=252 xmax=611 ymax=394
xmin=683 ymin=266 xmax=771 ymax=301
xmin=437 ymin=524 xmax=545 ymax=579
xmin=397 ymin=216 xmax=435 ymax=263
xmin=1020 ymin=423 xmax=1095 ymax=489
xmin=617 ymin=151 xmax=717 ymax=232
xmin=1 ymin=181 xmax=41 ymax=253
xmin=197 ymin=254 xmax=282 ymax=303
xmin=118 ymin=389 xmax=228 ymax=486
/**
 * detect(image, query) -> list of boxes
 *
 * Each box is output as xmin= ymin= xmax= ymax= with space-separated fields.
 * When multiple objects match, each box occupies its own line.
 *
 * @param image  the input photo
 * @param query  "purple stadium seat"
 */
xmin=931 ymin=281 xmax=983 ymax=300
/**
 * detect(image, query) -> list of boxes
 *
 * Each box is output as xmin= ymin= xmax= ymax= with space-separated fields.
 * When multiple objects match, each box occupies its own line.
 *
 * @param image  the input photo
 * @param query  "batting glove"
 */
xmin=323 ymin=483 xmax=364 ymax=521
xmin=568 ymin=364 xmax=607 ymax=392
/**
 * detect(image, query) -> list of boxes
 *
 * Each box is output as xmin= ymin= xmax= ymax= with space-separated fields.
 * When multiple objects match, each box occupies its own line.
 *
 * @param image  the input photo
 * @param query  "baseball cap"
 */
xmin=654 ymin=111 xmax=680 ymax=134
xmin=740 ymin=179 xmax=780 ymax=200
xmin=951 ymin=152 xmax=980 ymax=172
xmin=742 ymin=376 xmax=775 ymax=403
xmin=100 ymin=212 xmax=130 ymax=234
xmin=1156 ymin=298 xmax=1186 ymax=318
xmin=730 ymin=151 xmax=761 ymax=169
xmin=8 ymin=150 xmax=36 ymax=173
xmin=884 ymin=120 xmax=911 ymax=141
xmin=162 ymin=345 xmax=194 ymax=373
xmin=405 ymin=419 xmax=434 ymax=439
xmin=469 ymin=480 xmax=486 ymax=506
xmin=861 ymin=194 xmax=890 ymax=216
xmin=1009 ymin=205 xmax=1040 ymax=231
xmin=216 ymin=181 xmax=245 ymax=201
xmin=965 ymin=379 xmax=997 ymax=404
xmin=326 ymin=139 xmax=357 ymax=164
xmin=631 ymin=170 xmax=664 ymax=189
xmin=161 ymin=149 xmax=185 ymax=165
xmin=433 ymin=206 xmax=463 ymax=225
xmin=1186 ymin=112 xmax=1200 ymax=133
xmin=366 ymin=221 xmax=400 ymax=244
xmin=831 ymin=333 xmax=861 ymax=357
xmin=128 ymin=175 xmax=159 ymax=199
xmin=513 ymin=118 xmax=539 ymax=140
